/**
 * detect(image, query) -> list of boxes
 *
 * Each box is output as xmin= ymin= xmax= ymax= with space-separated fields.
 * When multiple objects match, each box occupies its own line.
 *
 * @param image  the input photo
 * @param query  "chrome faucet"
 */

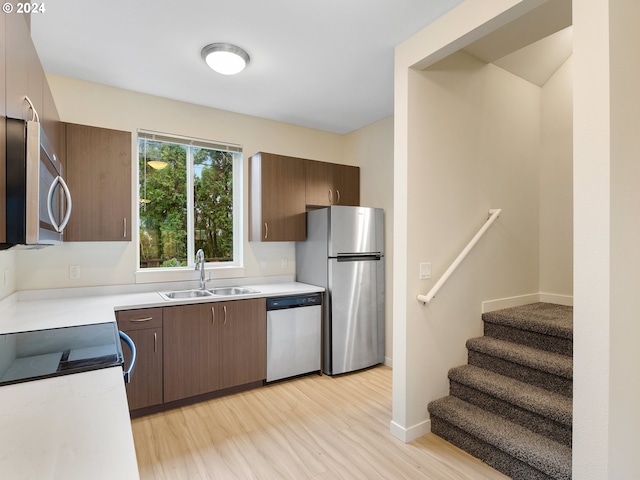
xmin=195 ymin=249 xmax=206 ymax=290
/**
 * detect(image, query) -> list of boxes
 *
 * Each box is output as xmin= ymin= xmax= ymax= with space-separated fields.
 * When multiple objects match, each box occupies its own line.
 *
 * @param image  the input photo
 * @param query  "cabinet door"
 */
xmin=65 ymin=123 xmax=131 ymax=241
xmin=117 ymin=308 xmax=163 ymax=411
xmin=250 ymin=152 xmax=306 ymax=241
xmin=5 ymin=14 xmax=42 ymax=121
xmin=163 ymin=303 xmax=218 ymax=402
xmin=217 ymin=298 xmax=267 ymax=390
xmin=333 ymin=164 xmax=360 ymax=206
xmin=121 ymin=328 xmax=163 ymax=410
xmin=305 ymin=160 xmax=333 ymax=207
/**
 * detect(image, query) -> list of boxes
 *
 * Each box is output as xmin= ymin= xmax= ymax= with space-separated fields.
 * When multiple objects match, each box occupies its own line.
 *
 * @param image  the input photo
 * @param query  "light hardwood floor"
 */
xmin=131 ymin=366 xmax=509 ymax=479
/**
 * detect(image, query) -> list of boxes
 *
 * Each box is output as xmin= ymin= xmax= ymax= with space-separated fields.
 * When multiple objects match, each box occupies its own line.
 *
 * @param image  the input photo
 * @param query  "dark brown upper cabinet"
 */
xmin=65 ymin=123 xmax=132 ymax=242
xmin=249 ymin=152 xmax=361 ymax=242
xmin=305 ymin=160 xmax=360 ymax=207
xmin=249 ymin=152 xmax=307 ymax=242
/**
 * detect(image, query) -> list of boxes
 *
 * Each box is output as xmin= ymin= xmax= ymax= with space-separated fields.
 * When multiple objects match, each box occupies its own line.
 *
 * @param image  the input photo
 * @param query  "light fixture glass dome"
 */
xmin=201 ymin=43 xmax=250 ymax=75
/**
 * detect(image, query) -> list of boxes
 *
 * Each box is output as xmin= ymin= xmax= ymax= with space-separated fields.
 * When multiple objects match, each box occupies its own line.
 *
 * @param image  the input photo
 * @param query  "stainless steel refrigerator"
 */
xmin=296 ymin=206 xmax=384 ymax=375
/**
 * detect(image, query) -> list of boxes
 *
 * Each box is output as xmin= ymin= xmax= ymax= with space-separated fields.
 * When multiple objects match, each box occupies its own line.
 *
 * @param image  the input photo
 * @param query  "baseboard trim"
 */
xmin=482 ymin=292 xmax=573 ymax=313
xmin=384 ymin=356 xmax=393 ymax=368
xmin=482 ymin=294 xmax=540 ymax=313
xmin=539 ymin=292 xmax=573 ymax=306
xmin=390 ymin=418 xmax=431 ymax=443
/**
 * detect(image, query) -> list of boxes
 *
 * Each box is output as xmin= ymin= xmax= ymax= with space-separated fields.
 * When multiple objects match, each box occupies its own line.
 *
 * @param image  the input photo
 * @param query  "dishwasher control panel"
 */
xmin=266 ymin=293 xmax=322 ymax=310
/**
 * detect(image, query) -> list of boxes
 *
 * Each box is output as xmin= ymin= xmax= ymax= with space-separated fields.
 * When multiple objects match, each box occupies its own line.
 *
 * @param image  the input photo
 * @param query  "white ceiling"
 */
xmin=30 ymin=0 xmax=465 ymax=135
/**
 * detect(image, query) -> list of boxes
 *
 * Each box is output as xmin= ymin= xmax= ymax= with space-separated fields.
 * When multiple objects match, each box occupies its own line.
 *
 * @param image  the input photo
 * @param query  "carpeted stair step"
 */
xmin=429 ymin=396 xmax=572 ymax=480
xmin=482 ymin=303 xmax=573 ymax=356
xmin=448 ymin=365 xmax=572 ymax=446
xmin=467 ymin=336 xmax=573 ymax=397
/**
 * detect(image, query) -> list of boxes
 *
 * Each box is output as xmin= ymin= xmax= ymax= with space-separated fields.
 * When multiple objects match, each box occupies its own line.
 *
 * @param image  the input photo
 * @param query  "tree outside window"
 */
xmin=138 ymin=133 xmax=240 ymax=269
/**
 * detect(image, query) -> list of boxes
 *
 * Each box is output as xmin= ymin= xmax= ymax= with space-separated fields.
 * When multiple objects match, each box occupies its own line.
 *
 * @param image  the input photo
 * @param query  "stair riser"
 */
xmin=484 ymin=322 xmax=573 ymax=357
xmin=431 ymin=417 xmax=558 ymax=480
xmin=450 ymin=381 xmax=572 ymax=447
xmin=468 ymin=350 xmax=573 ymax=398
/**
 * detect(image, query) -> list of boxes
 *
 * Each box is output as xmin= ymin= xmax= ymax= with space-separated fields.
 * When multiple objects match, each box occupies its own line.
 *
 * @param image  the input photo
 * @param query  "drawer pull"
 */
xmin=129 ymin=317 xmax=153 ymax=323
xmin=153 ymin=332 xmax=157 ymax=353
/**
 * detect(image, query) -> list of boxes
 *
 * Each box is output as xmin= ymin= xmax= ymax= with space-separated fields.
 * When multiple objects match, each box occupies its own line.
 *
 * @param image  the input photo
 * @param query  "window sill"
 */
xmin=135 ymin=265 xmax=246 ymax=285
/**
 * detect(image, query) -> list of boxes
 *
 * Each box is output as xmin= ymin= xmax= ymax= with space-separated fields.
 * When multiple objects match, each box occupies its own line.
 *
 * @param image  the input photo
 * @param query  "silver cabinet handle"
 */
xmin=328 ymin=189 xmax=333 ymax=204
xmin=47 ymin=175 xmax=73 ymax=233
xmin=123 ymin=218 xmax=127 ymax=238
xmin=130 ymin=317 xmax=153 ymax=323
xmin=264 ymin=222 xmax=268 ymax=240
xmin=223 ymin=305 xmax=228 ymax=324
xmin=153 ymin=332 xmax=157 ymax=353
xmin=336 ymin=190 xmax=341 ymax=204
xmin=211 ymin=306 xmax=215 ymax=325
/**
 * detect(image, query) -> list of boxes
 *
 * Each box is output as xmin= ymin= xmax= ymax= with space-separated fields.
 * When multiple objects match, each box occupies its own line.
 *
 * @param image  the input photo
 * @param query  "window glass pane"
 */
xmin=193 ymin=148 xmax=234 ymax=262
xmin=139 ymin=139 xmax=188 ymax=268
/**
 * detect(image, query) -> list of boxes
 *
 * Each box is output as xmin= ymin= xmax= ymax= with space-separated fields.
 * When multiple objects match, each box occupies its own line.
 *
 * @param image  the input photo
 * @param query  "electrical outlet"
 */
xmin=419 ymin=262 xmax=431 ymax=279
xmin=260 ymin=259 xmax=267 ymax=270
xmin=69 ymin=265 xmax=81 ymax=280
xmin=3 ymin=269 xmax=8 ymax=287
xmin=280 ymin=258 xmax=288 ymax=269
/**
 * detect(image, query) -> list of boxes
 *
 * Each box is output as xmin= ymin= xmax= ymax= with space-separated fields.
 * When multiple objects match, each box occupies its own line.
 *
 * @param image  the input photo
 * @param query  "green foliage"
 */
xmin=194 ymin=148 xmax=233 ymax=261
xmin=161 ymin=258 xmax=185 ymax=268
xmin=139 ymin=139 xmax=234 ymax=269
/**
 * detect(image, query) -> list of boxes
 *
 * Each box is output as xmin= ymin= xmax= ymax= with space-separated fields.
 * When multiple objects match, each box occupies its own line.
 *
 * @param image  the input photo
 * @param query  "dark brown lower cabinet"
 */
xmin=218 ymin=299 xmax=267 ymax=390
xmin=163 ymin=298 xmax=266 ymax=403
xmin=116 ymin=308 xmax=163 ymax=411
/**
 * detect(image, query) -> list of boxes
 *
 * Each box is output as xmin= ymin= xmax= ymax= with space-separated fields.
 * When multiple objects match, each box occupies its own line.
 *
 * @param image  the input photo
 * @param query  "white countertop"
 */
xmin=0 ymin=280 xmax=323 ymax=480
xmin=0 ymin=367 xmax=139 ymax=480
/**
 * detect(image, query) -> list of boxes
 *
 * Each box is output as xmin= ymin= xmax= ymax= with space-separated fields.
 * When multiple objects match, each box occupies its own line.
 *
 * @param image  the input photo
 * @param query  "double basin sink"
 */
xmin=159 ymin=287 xmax=258 ymax=301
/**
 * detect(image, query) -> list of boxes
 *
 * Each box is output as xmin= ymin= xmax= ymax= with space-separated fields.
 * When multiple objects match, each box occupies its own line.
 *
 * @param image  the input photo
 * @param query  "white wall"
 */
xmin=393 ymin=46 xmax=541 ymax=438
xmin=574 ymin=0 xmax=640 ymax=478
xmin=540 ymin=55 xmax=573 ymax=296
xmin=393 ymin=0 xmax=640 ymax=478
xmin=343 ymin=116 xmax=394 ymax=364
xmin=15 ymin=75 xmax=349 ymax=291
xmin=0 ymin=250 xmax=16 ymax=300
xmin=391 ymin=0 xmax=541 ymax=440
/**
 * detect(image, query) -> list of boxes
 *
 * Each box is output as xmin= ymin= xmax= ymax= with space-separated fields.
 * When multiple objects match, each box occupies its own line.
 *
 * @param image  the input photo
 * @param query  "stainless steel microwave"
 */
xmin=3 ymin=117 xmax=72 ymax=249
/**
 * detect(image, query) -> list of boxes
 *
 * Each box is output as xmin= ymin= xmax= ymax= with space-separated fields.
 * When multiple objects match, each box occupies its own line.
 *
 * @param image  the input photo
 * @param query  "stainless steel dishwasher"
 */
xmin=266 ymin=293 xmax=322 ymax=382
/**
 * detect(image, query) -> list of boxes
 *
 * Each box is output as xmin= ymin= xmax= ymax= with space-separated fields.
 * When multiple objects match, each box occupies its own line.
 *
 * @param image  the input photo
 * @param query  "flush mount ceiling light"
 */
xmin=201 ymin=43 xmax=250 ymax=75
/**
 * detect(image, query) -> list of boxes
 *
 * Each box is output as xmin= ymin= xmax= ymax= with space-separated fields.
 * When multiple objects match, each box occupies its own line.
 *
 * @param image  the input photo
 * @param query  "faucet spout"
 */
xmin=195 ymin=249 xmax=206 ymax=290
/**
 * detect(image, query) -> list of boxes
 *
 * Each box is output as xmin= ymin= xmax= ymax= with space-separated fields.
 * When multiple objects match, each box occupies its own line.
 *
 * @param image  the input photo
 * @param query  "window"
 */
xmin=138 ymin=131 xmax=242 ymax=270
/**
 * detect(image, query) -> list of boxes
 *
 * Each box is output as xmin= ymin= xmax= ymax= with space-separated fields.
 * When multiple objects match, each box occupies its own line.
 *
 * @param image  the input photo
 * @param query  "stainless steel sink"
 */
xmin=159 ymin=289 xmax=214 ymax=300
xmin=209 ymin=287 xmax=258 ymax=296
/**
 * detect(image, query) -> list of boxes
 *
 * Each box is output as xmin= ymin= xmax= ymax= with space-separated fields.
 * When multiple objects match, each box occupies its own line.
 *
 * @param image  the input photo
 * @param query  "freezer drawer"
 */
xmin=266 ymin=301 xmax=322 ymax=382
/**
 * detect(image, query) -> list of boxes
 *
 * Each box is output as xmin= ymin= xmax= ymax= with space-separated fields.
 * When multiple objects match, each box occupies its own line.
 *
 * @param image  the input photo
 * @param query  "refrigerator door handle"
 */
xmin=336 ymin=253 xmax=382 ymax=262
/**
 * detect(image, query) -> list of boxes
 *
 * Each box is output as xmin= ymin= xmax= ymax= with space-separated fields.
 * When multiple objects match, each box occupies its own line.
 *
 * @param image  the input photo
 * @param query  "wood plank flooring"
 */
xmin=131 ymin=366 xmax=509 ymax=479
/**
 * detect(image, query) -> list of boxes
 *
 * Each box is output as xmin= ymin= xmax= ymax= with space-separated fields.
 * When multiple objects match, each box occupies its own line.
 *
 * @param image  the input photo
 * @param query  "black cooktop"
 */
xmin=0 ymin=322 xmax=124 ymax=387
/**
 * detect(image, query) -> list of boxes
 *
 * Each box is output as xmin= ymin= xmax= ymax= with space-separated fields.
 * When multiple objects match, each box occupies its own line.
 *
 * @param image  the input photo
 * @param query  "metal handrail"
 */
xmin=417 ymin=208 xmax=502 ymax=304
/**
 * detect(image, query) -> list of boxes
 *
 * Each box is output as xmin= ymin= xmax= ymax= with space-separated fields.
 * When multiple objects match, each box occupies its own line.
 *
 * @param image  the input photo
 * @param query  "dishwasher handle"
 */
xmin=119 ymin=331 xmax=136 ymax=384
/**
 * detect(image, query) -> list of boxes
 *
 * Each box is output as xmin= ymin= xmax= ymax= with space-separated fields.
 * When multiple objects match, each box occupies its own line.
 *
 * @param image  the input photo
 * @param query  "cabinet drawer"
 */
xmin=117 ymin=308 xmax=163 ymax=330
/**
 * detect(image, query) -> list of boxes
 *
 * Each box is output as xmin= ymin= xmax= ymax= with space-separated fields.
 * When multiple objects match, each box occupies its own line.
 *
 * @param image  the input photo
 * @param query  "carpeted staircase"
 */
xmin=428 ymin=302 xmax=573 ymax=480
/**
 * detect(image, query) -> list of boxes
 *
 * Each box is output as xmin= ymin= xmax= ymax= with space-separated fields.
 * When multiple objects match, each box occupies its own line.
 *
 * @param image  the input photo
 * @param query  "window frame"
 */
xmin=135 ymin=129 xmax=243 ymax=280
